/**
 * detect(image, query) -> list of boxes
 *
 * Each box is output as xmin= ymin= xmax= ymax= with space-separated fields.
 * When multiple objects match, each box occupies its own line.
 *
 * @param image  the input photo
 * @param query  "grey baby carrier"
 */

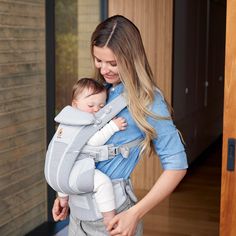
xmin=45 ymin=94 xmax=132 ymax=195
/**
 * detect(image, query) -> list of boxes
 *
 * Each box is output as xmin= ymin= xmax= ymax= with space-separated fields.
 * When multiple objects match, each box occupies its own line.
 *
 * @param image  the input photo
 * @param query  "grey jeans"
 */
xmin=68 ymin=196 xmax=143 ymax=236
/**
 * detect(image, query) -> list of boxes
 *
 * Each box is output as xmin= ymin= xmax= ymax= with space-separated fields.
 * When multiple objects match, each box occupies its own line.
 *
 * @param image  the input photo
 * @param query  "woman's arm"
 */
xmin=107 ymin=169 xmax=187 ymax=236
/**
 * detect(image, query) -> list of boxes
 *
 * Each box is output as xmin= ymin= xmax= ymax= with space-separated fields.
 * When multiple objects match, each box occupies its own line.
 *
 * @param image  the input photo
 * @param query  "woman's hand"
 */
xmin=52 ymin=197 xmax=69 ymax=221
xmin=107 ymin=170 xmax=186 ymax=235
xmin=107 ymin=207 xmax=139 ymax=236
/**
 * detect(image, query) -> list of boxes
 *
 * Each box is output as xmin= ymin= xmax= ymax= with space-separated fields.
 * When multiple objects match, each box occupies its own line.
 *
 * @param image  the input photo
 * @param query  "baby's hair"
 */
xmin=72 ymin=78 xmax=106 ymax=100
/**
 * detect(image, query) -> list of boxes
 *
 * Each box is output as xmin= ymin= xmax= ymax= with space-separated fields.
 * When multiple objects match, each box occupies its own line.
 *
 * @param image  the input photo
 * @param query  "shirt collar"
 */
xmin=107 ymin=83 xmax=124 ymax=97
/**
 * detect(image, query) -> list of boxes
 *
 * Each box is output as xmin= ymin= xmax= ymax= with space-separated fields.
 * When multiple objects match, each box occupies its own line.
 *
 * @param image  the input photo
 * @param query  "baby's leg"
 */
xmin=93 ymin=169 xmax=116 ymax=227
xmin=68 ymin=158 xmax=95 ymax=193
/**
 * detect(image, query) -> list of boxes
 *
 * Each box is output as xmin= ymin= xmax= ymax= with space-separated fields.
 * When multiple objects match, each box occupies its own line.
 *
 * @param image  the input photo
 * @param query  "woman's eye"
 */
xmin=110 ymin=62 xmax=117 ymax=67
xmin=95 ymin=58 xmax=101 ymax=63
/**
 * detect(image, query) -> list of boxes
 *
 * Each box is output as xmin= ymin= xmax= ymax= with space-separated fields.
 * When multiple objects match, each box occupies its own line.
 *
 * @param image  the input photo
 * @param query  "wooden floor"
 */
xmin=137 ymin=138 xmax=222 ymax=236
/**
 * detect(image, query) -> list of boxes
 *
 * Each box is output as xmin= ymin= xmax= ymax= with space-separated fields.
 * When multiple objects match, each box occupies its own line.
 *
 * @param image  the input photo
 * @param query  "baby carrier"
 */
xmin=44 ymin=94 xmax=141 ymax=196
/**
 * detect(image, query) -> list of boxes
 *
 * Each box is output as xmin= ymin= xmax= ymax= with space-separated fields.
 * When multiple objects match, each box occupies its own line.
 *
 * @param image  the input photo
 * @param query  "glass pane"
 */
xmin=55 ymin=0 xmax=102 ymax=114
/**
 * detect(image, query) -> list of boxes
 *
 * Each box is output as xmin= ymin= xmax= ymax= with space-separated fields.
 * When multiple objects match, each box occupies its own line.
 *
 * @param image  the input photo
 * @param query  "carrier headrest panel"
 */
xmin=55 ymin=106 xmax=95 ymax=125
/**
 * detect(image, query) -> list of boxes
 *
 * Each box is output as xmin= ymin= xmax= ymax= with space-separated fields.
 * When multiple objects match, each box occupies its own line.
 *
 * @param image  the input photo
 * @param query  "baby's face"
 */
xmin=72 ymin=88 xmax=107 ymax=113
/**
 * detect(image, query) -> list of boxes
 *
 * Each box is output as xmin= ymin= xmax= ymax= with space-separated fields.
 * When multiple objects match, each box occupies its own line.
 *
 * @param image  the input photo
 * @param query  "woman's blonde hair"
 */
xmin=91 ymin=15 xmax=171 ymax=158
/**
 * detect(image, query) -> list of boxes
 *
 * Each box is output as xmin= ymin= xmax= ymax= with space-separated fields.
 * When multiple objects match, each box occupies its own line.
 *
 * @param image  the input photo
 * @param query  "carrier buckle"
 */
xmin=108 ymin=145 xmax=129 ymax=158
xmin=120 ymin=146 xmax=130 ymax=158
xmin=108 ymin=146 xmax=118 ymax=156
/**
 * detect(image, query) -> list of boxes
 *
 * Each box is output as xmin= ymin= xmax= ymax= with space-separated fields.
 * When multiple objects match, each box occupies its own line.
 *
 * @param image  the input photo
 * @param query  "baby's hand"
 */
xmin=113 ymin=117 xmax=127 ymax=131
xmin=58 ymin=196 xmax=69 ymax=208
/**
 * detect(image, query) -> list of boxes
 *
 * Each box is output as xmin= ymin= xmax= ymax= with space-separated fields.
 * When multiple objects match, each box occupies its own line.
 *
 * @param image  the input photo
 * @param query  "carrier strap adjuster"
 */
xmin=108 ymin=145 xmax=130 ymax=158
xmin=108 ymin=138 xmax=143 ymax=158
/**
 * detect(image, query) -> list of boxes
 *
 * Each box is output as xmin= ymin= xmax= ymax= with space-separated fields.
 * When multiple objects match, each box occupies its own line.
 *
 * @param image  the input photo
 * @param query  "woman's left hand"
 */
xmin=106 ymin=208 xmax=139 ymax=236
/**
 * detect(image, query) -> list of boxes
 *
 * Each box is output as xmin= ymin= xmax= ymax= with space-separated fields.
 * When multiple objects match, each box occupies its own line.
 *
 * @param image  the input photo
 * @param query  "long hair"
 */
xmin=91 ymin=15 xmax=171 ymax=158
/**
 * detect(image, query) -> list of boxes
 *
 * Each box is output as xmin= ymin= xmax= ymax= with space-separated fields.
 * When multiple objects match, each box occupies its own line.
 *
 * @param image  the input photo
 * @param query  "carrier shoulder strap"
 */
xmin=65 ymin=93 xmax=127 ymax=153
xmin=55 ymin=106 xmax=95 ymax=125
xmin=94 ymin=93 xmax=127 ymax=128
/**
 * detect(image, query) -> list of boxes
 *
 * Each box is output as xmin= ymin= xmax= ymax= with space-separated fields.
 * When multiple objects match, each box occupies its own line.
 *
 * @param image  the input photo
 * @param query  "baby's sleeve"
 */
xmin=87 ymin=120 xmax=119 ymax=146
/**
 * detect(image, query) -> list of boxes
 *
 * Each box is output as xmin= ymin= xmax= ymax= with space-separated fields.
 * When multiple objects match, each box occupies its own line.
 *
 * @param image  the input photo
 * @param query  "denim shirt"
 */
xmin=96 ymin=83 xmax=188 ymax=180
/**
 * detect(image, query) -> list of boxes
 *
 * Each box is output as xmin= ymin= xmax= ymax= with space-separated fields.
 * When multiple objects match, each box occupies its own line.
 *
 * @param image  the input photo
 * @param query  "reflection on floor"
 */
xmin=138 ymin=137 xmax=221 ymax=236
xmin=56 ymin=138 xmax=222 ymax=236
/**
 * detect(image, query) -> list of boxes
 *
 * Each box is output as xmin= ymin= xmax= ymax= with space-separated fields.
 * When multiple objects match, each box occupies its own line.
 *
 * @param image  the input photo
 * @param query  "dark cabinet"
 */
xmin=172 ymin=0 xmax=226 ymax=163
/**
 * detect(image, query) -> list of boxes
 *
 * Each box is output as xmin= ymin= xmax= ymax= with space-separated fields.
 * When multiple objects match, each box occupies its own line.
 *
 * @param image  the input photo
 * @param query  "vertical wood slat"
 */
xmin=108 ymin=0 xmax=173 ymax=190
xmin=0 ymin=0 xmax=47 ymax=235
xmin=220 ymin=0 xmax=236 ymax=235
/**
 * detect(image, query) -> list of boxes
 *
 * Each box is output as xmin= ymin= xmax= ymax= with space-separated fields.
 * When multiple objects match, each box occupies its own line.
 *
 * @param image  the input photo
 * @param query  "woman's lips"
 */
xmin=104 ymin=75 xmax=114 ymax=80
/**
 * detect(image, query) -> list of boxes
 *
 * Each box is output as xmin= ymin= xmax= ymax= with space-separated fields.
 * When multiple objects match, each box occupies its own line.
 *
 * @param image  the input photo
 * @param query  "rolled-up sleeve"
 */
xmin=148 ymin=92 xmax=188 ymax=170
xmin=153 ymin=130 xmax=188 ymax=169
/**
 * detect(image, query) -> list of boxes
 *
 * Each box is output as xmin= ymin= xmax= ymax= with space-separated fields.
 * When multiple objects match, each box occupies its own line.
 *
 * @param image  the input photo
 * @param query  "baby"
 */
xmin=57 ymin=77 xmax=127 ymax=226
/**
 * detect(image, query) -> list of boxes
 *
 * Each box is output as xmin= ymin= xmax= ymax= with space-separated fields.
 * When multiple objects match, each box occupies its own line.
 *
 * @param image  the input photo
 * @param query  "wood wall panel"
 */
xmin=108 ymin=0 xmax=173 ymax=190
xmin=109 ymin=0 xmax=173 ymax=102
xmin=220 ymin=0 xmax=236 ymax=234
xmin=0 ymin=0 xmax=47 ymax=235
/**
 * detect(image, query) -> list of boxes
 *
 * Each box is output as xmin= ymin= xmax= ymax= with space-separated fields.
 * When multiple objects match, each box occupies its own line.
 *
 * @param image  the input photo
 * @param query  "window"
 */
xmin=55 ymin=0 xmax=107 ymax=113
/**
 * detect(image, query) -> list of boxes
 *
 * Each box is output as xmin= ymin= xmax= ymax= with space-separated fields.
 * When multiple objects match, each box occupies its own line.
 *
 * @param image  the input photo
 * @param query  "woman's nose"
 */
xmin=100 ymin=63 xmax=109 ymax=75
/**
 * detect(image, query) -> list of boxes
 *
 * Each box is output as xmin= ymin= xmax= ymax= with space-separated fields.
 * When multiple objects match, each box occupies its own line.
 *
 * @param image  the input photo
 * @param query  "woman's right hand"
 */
xmin=52 ymin=197 xmax=69 ymax=221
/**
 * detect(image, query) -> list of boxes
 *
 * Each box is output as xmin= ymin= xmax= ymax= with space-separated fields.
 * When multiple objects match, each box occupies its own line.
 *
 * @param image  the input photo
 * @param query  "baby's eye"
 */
xmin=88 ymin=104 xmax=94 ymax=108
xmin=100 ymin=104 xmax=105 ymax=108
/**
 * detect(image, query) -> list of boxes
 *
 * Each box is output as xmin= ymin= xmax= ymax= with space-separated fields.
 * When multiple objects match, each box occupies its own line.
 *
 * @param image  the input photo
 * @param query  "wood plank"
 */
xmin=0 ymin=39 xmax=45 ymax=51
xmin=0 ymin=62 xmax=45 ymax=77
xmin=14 ymin=212 xmax=46 ymax=236
xmin=0 ymin=180 xmax=45 ymax=217
xmin=0 ymin=83 xmax=44 ymax=102
xmin=0 ymin=160 xmax=45 ymax=195
xmin=0 ymin=14 xmax=43 ymax=28
xmin=0 ymin=51 xmax=45 ymax=64
xmin=0 ymin=105 xmax=45 ymax=128
xmin=0 ymin=150 xmax=44 ymax=176
xmin=220 ymin=0 xmax=236 ymax=235
xmin=0 ymin=128 xmax=45 ymax=157
xmin=0 ymin=116 xmax=45 ymax=139
xmin=0 ymin=1 xmax=44 ymax=17
xmin=0 ymin=26 xmax=45 ymax=39
xmin=0 ymin=202 xmax=46 ymax=236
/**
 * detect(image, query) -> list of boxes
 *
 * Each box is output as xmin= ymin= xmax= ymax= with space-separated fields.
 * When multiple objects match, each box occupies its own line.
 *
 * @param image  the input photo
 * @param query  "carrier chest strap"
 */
xmin=81 ymin=138 xmax=143 ymax=162
xmin=94 ymin=93 xmax=127 ymax=129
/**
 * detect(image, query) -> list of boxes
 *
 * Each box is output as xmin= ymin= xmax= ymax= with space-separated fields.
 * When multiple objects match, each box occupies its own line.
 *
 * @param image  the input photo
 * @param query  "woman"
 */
xmin=52 ymin=15 xmax=188 ymax=236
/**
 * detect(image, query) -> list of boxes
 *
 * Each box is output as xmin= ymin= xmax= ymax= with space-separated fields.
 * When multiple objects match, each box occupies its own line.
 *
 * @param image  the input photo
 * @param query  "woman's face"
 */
xmin=93 ymin=46 xmax=121 ymax=86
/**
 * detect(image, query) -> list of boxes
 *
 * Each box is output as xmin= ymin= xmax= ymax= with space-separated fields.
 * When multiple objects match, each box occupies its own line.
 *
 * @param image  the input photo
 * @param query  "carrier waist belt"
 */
xmin=69 ymin=178 xmax=137 ymax=221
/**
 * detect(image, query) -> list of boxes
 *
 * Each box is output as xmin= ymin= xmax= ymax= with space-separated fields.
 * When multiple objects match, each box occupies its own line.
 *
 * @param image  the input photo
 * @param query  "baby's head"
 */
xmin=72 ymin=78 xmax=107 ymax=113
